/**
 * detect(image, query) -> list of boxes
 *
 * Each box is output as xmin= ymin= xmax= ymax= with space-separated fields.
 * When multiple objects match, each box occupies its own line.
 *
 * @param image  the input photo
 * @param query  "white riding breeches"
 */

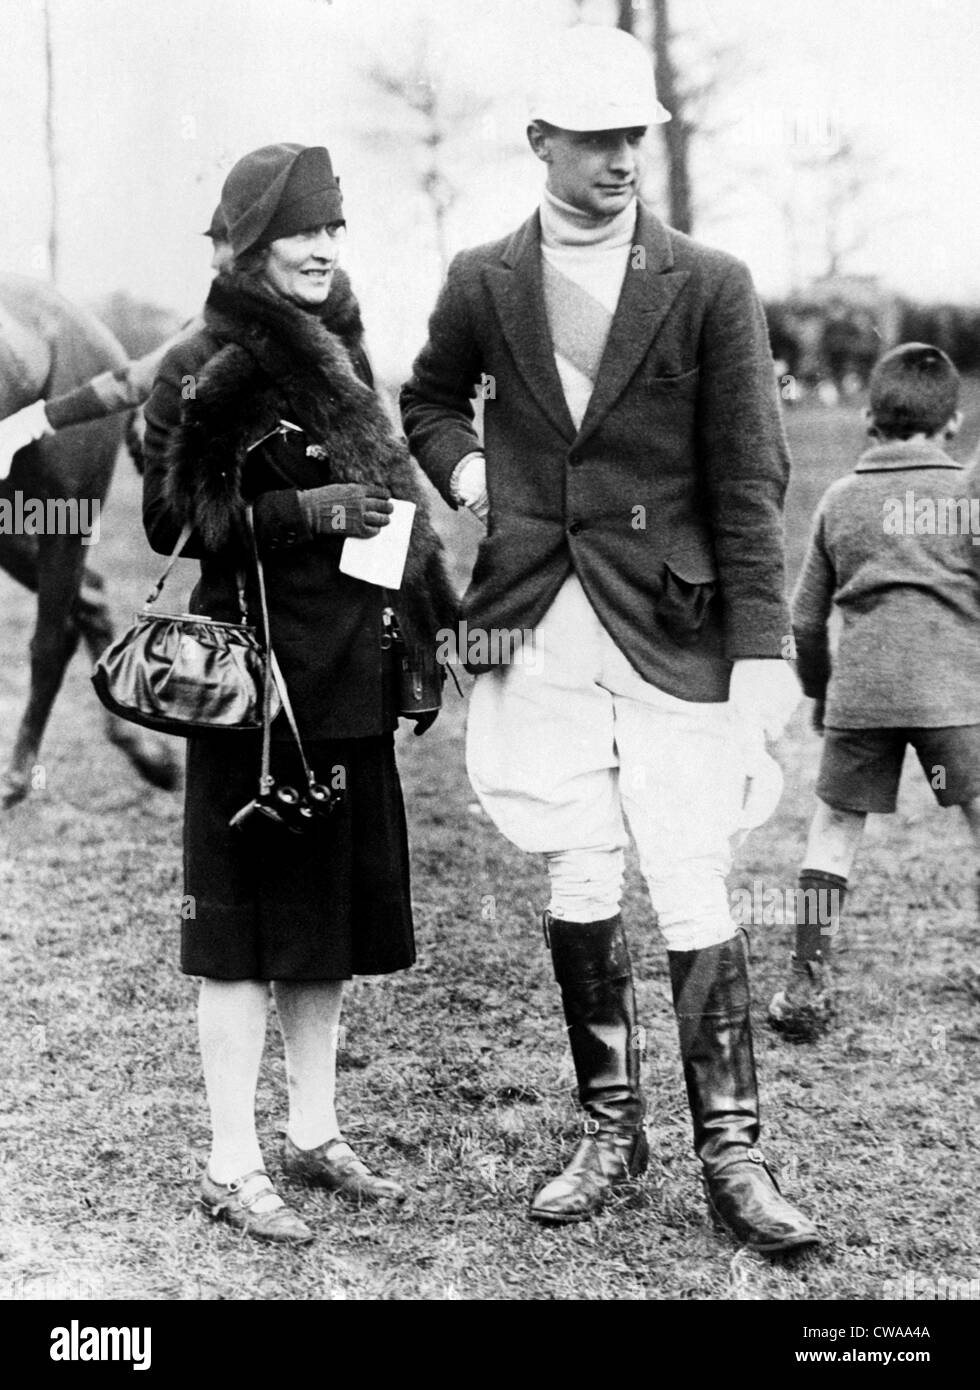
xmin=465 ymin=575 xmax=745 ymax=950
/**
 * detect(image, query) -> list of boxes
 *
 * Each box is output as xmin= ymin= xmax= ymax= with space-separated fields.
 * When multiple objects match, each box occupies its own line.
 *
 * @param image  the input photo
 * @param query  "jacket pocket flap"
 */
xmin=665 ymin=545 xmax=718 ymax=585
xmin=646 ymin=365 xmax=700 ymax=396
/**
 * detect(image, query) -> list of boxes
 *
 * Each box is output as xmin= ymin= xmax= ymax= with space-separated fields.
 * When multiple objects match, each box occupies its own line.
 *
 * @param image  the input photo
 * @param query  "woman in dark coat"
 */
xmin=143 ymin=143 xmax=457 ymax=1244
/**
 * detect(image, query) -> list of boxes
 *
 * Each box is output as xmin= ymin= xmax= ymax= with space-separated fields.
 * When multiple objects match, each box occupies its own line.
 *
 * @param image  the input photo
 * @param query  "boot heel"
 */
xmin=629 ymin=1126 xmax=650 ymax=1177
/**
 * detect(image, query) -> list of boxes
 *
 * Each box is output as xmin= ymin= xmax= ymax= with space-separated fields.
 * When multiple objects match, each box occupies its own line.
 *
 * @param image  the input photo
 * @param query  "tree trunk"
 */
xmin=43 ymin=0 xmax=59 ymax=282
xmin=651 ymin=0 xmax=693 ymax=233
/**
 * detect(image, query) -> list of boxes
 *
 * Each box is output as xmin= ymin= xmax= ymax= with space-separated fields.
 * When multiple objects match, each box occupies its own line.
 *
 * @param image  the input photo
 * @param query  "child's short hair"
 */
xmin=868 ymin=341 xmax=959 ymax=439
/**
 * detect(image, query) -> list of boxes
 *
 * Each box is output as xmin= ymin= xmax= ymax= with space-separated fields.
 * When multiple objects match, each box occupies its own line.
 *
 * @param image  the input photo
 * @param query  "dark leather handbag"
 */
xmin=91 ymin=509 xmax=277 ymax=738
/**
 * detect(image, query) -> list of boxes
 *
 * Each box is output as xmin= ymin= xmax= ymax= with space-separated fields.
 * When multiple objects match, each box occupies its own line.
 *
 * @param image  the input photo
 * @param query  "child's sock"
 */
xmin=796 ymin=869 xmax=848 ymax=961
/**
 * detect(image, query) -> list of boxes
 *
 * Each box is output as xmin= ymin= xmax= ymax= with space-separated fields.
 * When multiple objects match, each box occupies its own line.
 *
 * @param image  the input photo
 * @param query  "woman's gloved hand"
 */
xmin=298 ymin=483 xmax=393 ymax=538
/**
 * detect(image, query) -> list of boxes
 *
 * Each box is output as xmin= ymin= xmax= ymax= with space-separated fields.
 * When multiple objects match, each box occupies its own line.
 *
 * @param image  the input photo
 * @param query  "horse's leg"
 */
xmin=71 ymin=569 xmax=180 ymax=794
xmin=2 ymin=534 xmax=86 ymax=808
xmin=0 ymin=537 xmax=119 ymax=779
xmin=0 ymin=531 xmax=104 ymax=603
xmin=0 ymin=531 xmax=41 ymax=591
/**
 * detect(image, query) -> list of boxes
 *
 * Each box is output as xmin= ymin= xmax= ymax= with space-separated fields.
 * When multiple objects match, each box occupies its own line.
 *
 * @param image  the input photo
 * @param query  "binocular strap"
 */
xmin=245 ymin=507 xmax=317 ymax=798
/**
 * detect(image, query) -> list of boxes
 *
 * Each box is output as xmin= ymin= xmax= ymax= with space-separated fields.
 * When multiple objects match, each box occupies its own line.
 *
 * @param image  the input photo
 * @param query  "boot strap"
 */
xmin=707 ymin=1146 xmax=778 ymax=1185
xmin=582 ymin=1116 xmax=646 ymax=1139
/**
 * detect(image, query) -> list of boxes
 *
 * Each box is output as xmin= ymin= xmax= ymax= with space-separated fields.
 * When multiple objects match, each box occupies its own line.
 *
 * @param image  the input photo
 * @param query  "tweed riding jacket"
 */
xmin=401 ymin=204 xmax=791 ymax=702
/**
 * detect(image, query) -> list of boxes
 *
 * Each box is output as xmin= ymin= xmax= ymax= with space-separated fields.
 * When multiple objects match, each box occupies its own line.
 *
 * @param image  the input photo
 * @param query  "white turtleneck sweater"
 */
xmin=539 ymin=188 xmax=637 ymax=429
xmin=451 ymin=190 xmax=637 ymax=514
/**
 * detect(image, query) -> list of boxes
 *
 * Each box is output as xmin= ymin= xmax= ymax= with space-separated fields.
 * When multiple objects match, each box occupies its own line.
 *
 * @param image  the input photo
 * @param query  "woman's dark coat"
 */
xmin=142 ymin=267 xmax=454 ymax=979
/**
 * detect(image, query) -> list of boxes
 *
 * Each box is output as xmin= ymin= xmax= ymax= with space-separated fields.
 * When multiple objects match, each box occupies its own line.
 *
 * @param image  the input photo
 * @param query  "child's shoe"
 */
xmin=767 ymin=956 xmax=835 ymax=1042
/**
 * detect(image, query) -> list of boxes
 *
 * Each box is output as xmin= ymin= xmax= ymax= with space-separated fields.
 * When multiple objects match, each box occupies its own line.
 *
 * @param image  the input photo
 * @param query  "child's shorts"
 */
xmin=817 ymin=725 xmax=980 ymax=813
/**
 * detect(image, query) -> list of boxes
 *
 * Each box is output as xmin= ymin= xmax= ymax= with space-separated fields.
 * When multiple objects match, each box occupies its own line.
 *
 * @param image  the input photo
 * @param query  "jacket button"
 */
xmin=568 ymin=520 xmax=584 ymax=536
xmin=568 ymin=450 xmax=582 ymax=466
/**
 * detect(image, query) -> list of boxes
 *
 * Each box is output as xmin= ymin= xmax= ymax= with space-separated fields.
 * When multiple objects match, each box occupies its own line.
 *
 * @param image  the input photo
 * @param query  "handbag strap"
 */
xmin=245 ymin=505 xmax=317 ymax=794
xmin=144 ymin=520 xmax=248 ymax=622
xmin=144 ymin=522 xmax=193 ymax=605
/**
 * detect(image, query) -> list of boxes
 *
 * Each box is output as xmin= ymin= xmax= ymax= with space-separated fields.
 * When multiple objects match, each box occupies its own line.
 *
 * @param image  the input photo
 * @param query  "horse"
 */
xmin=0 ymin=272 xmax=178 ymax=808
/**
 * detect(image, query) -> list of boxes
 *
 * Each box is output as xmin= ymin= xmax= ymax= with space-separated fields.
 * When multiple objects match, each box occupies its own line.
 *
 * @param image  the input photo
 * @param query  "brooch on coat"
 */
xmin=245 ymin=418 xmax=304 ymax=454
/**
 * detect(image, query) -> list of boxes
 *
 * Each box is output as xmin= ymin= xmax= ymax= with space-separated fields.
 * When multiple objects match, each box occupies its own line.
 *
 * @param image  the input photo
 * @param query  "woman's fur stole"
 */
xmin=166 ymin=267 xmax=458 ymax=647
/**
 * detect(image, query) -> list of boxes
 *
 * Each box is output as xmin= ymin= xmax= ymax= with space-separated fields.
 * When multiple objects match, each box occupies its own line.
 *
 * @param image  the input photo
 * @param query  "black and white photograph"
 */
xmin=0 ymin=0 xmax=977 ymax=1332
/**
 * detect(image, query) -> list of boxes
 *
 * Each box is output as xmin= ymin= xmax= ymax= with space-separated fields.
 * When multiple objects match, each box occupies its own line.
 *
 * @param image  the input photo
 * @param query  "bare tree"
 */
xmin=810 ymin=136 xmax=892 ymax=281
xmin=781 ymin=130 xmax=908 ymax=285
xmin=42 ymin=0 xmax=59 ymax=281
xmin=650 ymin=0 xmax=692 ymax=233
xmin=363 ymin=41 xmax=492 ymax=277
xmin=615 ymin=0 xmax=743 ymax=234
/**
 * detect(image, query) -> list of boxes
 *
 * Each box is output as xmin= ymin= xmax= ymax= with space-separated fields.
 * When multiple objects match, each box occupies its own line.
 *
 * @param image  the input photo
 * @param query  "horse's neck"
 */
xmin=0 ymin=303 xmax=53 ymax=412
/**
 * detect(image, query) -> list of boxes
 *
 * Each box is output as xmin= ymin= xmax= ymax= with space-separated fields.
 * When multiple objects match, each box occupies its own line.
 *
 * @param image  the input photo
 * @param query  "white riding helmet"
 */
xmin=529 ymin=26 xmax=671 ymax=132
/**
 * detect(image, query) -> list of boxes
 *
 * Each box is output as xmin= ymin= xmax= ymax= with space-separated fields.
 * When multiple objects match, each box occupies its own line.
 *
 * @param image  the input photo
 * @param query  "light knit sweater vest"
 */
xmin=539 ymin=188 xmax=637 ymax=430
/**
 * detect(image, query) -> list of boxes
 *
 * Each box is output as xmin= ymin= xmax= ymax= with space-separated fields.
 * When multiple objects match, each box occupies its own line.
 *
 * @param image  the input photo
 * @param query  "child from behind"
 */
xmin=768 ymin=342 xmax=980 ymax=1041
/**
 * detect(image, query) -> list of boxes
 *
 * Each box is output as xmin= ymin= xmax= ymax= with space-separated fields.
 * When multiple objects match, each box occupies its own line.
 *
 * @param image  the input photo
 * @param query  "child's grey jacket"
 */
xmin=792 ymin=439 xmax=980 ymax=728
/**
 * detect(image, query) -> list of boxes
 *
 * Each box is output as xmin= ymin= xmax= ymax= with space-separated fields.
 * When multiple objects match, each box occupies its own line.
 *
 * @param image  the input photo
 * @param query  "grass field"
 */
xmin=1 ymin=386 xmax=979 ymax=1302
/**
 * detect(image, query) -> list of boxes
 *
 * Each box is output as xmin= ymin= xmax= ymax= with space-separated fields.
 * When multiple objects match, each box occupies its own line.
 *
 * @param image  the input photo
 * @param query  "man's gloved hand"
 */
xmin=0 ymin=401 xmax=53 ymax=480
xmin=729 ymin=657 xmax=802 ymax=742
xmin=451 ymin=452 xmax=489 ymax=523
xmin=298 ymin=483 xmax=393 ymax=538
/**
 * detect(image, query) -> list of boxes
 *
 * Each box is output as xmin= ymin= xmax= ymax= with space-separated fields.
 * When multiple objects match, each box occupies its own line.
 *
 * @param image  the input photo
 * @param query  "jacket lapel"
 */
xmin=575 ymin=205 xmax=690 ymax=445
xmin=483 ymin=212 xmax=577 ymax=442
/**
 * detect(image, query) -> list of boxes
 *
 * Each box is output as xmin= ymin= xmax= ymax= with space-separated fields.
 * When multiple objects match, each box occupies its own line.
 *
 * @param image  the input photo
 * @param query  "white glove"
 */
xmin=736 ymin=722 xmax=785 ymax=834
xmin=728 ymin=657 xmax=801 ymax=743
xmin=0 ymin=400 xmax=53 ymax=480
xmin=451 ymin=451 xmax=489 ymax=523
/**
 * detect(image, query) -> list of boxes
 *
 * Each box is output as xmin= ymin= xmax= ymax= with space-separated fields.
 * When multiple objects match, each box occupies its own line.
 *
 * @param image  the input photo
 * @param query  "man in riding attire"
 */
xmin=401 ymin=26 xmax=818 ymax=1252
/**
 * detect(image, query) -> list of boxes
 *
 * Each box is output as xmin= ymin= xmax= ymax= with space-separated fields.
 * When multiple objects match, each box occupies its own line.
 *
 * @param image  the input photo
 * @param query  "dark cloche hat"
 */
xmin=202 ymin=206 xmax=228 ymax=240
xmin=219 ymin=143 xmax=344 ymax=257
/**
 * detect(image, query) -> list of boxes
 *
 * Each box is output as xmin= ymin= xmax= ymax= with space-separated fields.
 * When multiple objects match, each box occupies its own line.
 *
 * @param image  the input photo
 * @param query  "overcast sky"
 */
xmin=1 ymin=0 xmax=977 ymax=377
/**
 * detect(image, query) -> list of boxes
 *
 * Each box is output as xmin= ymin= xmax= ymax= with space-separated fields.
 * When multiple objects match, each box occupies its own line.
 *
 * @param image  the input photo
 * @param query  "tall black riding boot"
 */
xmin=669 ymin=935 xmax=820 ymax=1253
xmin=530 ymin=913 xmax=649 ymax=1225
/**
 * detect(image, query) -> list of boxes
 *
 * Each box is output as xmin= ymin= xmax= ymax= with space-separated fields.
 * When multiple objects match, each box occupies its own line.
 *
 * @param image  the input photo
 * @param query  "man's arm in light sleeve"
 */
xmin=45 ymin=316 xmax=207 ymax=430
xmin=399 ymin=252 xmax=484 ymax=508
xmin=696 ymin=258 xmax=792 ymax=659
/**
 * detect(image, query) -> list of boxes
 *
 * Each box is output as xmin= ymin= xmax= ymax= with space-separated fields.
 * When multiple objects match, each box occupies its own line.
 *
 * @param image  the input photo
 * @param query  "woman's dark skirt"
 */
xmin=181 ymin=733 xmax=415 ymax=981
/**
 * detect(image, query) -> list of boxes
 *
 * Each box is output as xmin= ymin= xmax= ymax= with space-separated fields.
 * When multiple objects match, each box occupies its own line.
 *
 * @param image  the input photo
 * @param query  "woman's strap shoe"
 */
xmin=282 ymin=1136 xmax=406 ymax=1204
xmin=199 ymin=1169 xmax=314 ymax=1245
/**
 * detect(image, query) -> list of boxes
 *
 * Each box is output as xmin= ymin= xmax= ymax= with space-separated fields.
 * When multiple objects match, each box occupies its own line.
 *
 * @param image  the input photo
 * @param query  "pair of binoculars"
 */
xmin=229 ymin=778 xmax=339 ymax=834
xmin=398 ymin=647 xmax=443 ymax=718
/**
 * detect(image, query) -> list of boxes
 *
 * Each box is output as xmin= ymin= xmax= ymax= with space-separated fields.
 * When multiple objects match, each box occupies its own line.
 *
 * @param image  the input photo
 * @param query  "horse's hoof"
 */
xmin=105 ymin=719 xmax=181 ymax=792
xmin=0 ymin=774 xmax=29 ymax=810
xmin=129 ymin=742 xmax=180 ymax=792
